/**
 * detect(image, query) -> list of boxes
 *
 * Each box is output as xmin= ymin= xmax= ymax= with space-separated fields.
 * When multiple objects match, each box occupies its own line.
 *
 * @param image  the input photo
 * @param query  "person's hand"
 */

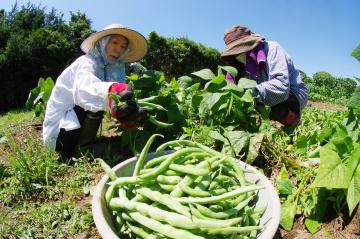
xmin=111 ymin=100 xmax=149 ymax=128
xmin=280 ymin=109 xmax=299 ymax=127
xmin=108 ymin=83 xmax=148 ymax=128
xmin=109 ymin=82 xmax=134 ymax=103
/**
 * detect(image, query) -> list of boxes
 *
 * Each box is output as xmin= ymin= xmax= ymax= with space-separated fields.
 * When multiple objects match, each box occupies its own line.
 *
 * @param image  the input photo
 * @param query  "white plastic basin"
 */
xmin=92 ymin=153 xmax=281 ymax=239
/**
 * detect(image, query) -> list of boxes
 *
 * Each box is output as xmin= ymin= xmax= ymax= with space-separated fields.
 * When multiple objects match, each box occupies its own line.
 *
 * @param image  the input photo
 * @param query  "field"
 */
xmin=1 ymin=94 xmax=359 ymax=239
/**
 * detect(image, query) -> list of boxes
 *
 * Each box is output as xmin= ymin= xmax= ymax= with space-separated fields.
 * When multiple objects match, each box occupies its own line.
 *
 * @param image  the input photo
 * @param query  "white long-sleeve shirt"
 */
xmin=42 ymin=55 xmax=119 ymax=149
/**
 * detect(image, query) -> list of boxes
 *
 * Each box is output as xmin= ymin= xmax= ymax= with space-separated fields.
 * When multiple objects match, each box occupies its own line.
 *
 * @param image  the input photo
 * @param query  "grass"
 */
xmin=0 ymin=109 xmax=35 ymax=132
xmin=0 ymin=109 xmax=110 ymax=238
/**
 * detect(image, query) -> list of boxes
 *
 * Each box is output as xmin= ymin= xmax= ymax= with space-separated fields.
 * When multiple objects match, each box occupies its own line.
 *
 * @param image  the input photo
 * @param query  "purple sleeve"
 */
xmin=225 ymin=72 xmax=236 ymax=84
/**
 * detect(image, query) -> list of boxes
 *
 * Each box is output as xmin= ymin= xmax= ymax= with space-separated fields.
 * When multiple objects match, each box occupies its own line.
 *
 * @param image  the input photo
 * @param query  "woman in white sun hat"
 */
xmin=43 ymin=23 xmax=148 ymax=157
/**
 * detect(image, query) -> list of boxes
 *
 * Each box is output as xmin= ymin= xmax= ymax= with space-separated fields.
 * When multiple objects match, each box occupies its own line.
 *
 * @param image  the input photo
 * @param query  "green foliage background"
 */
xmin=0 ymin=3 xmax=93 ymax=112
xmin=0 ymin=2 xmax=358 ymax=113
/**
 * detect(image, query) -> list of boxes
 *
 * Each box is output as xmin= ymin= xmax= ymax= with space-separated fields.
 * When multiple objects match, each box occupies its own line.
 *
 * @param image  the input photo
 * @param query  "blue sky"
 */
xmin=2 ymin=0 xmax=360 ymax=79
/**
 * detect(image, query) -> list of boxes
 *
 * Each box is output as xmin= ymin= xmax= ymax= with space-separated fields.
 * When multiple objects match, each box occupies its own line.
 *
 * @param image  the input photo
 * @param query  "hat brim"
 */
xmin=221 ymin=35 xmax=263 ymax=59
xmin=81 ymin=27 xmax=148 ymax=63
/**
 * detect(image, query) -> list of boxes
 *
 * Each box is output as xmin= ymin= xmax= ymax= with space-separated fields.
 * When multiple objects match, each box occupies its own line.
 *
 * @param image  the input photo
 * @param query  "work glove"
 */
xmin=109 ymin=83 xmax=134 ymax=103
xmin=108 ymin=83 xmax=148 ymax=128
xmin=111 ymin=100 xmax=149 ymax=127
xmin=269 ymin=105 xmax=299 ymax=127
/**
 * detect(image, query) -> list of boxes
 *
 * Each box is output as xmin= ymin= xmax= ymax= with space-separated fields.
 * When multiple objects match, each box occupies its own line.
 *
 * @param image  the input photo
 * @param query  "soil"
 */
xmin=307 ymin=101 xmax=345 ymax=112
xmin=278 ymin=206 xmax=360 ymax=239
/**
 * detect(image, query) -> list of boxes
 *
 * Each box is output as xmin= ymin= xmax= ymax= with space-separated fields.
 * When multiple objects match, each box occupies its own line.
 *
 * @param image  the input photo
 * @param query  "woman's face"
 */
xmin=106 ymin=35 xmax=128 ymax=61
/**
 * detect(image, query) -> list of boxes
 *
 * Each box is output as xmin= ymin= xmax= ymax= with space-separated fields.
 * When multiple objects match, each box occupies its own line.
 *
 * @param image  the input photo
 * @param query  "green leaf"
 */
xmin=222 ymin=83 xmax=244 ymax=93
xmin=191 ymin=94 xmax=203 ymax=111
xmin=351 ymin=44 xmax=360 ymax=62
xmin=347 ymin=143 xmax=360 ymax=177
xmin=313 ymin=146 xmax=351 ymax=188
xmin=294 ymin=135 xmax=308 ymax=154
xmin=347 ymin=88 xmax=360 ymax=110
xmin=34 ymin=104 xmax=44 ymax=117
xmin=177 ymin=76 xmax=193 ymax=89
xmin=219 ymin=66 xmax=238 ymax=79
xmin=223 ymin=130 xmax=250 ymax=156
xmin=305 ymin=216 xmax=321 ymax=234
xmin=280 ymin=201 xmax=297 ymax=231
xmin=276 ymin=165 xmax=293 ymax=195
xmin=347 ymin=163 xmax=360 ymax=215
xmin=191 ymin=69 xmax=215 ymax=80
xmin=25 ymin=86 xmax=41 ymax=109
xmin=208 ymin=130 xmax=226 ymax=142
xmin=237 ymin=78 xmax=257 ymax=89
xmin=240 ymin=89 xmax=254 ymax=103
xmin=199 ymin=92 xmax=227 ymax=117
xmin=245 ymin=133 xmax=264 ymax=164
xmin=277 ymin=179 xmax=293 ymax=195
xmin=210 ymin=74 xmax=225 ymax=84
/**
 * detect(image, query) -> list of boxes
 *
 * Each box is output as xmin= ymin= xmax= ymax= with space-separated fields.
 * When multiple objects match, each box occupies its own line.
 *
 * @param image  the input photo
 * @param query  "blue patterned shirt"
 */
xmin=254 ymin=41 xmax=308 ymax=111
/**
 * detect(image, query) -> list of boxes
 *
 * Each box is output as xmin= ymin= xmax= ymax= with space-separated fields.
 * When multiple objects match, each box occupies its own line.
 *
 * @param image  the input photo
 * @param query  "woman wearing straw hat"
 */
xmin=221 ymin=25 xmax=308 ymax=127
xmin=43 ymin=24 xmax=148 ymax=157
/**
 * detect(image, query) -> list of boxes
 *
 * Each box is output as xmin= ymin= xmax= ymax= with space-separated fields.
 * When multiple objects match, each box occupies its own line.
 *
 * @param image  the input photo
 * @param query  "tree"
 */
xmin=142 ymin=31 xmax=222 ymax=79
xmin=0 ymin=3 xmax=93 ymax=112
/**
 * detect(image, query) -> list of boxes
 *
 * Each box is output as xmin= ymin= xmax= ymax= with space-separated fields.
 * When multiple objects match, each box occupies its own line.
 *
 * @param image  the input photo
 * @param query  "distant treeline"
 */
xmin=0 ymin=3 xmax=357 ymax=112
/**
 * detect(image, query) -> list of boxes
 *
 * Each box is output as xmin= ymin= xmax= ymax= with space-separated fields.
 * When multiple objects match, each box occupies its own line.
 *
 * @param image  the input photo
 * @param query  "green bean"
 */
xmin=134 ymin=134 xmax=163 ymax=176
xmin=156 ymin=139 xmax=222 ymax=157
xmin=148 ymin=115 xmax=173 ymax=128
xmin=194 ymin=175 xmax=212 ymax=191
xmin=140 ymin=168 xmax=153 ymax=174
xmin=159 ymin=184 xmax=175 ymax=192
xmin=106 ymin=176 xmax=149 ymax=203
xmin=140 ymin=148 xmax=203 ymax=180
xmin=115 ymin=215 xmax=124 ymax=232
xmin=170 ymin=156 xmax=220 ymax=197
xmin=138 ymin=101 xmax=167 ymax=111
xmin=110 ymin=198 xmax=243 ymax=230
xmin=137 ymin=96 xmax=158 ymax=103
xmin=136 ymin=187 xmax=190 ymax=217
xmin=189 ymin=204 xmax=223 ymax=221
xmin=130 ymin=194 xmax=146 ymax=202
xmin=126 ymin=221 xmax=157 ymax=239
xmin=121 ymin=212 xmax=134 ymax=222
xmin=109 ymin=176 xmax=147 ymax=188
xmin=182 ymin=152 xmax=211 ymax=161
xmin=156 ymin=175 xmax=182 ymax=185
xmin=224 ymin=157 xmax=246 ymax=186
xmin=175 ymin=185 xmax=263 ymax=204
xmin=144 ymin=154 xmax=170 ymax=169
xmin=96 ymin=158 xmax=117 ymax=181
xmin=180 ymin=184 xmax=211 ymax=197
xmin=205 ymin=225 xmax=264 ymax=235
xmin=163 ymin=170 xmax=183 ymax=176
xmin=195 ymin=195 xmax=254 ymax=219
xmin=105 ymin=183 xmax=117 ymax=203
xmin=169 ymin=164 xmax=209 ymax=176
xmin=208 ymin=205 xmax=224 ymax=213
xmin=234 ymin=195 xmax=255 ymax=211
xmin=128 ymin=211 xmax=205 ymax=239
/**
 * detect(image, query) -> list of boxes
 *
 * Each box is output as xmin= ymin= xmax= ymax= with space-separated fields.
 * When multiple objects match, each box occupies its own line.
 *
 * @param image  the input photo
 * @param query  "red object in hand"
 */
xmin=108 ymin=83 xmax=130 ymax=118
xmin=109 ymin=83 xmax=136 ymax=129
xmin=281 ymin=110 xmax=299 ymax=126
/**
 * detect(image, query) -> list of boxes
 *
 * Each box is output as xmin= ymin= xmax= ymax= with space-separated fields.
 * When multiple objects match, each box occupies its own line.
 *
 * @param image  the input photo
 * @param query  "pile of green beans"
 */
xmin=98 ymin=134 xmax=266 ymax=239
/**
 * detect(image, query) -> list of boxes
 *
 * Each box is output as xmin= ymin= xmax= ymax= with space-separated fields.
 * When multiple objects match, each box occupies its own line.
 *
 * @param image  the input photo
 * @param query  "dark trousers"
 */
xmin=55 ymin=106 xmax=103 ymax=158
xmin=268 ymin=93 xmax=300 ymax=123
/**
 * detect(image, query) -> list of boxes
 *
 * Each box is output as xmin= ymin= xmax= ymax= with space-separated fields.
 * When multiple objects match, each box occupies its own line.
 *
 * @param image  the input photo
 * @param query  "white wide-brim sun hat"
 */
xmin=80 ymin=24 xmax=148 ymax=63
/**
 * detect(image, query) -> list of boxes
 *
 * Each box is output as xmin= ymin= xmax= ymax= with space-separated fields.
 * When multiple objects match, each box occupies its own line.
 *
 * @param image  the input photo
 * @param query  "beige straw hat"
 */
xmin=80 ymin=23 xmax=148 ymax=63
xmin=221 ymin=25 xmax=264 ymax=60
